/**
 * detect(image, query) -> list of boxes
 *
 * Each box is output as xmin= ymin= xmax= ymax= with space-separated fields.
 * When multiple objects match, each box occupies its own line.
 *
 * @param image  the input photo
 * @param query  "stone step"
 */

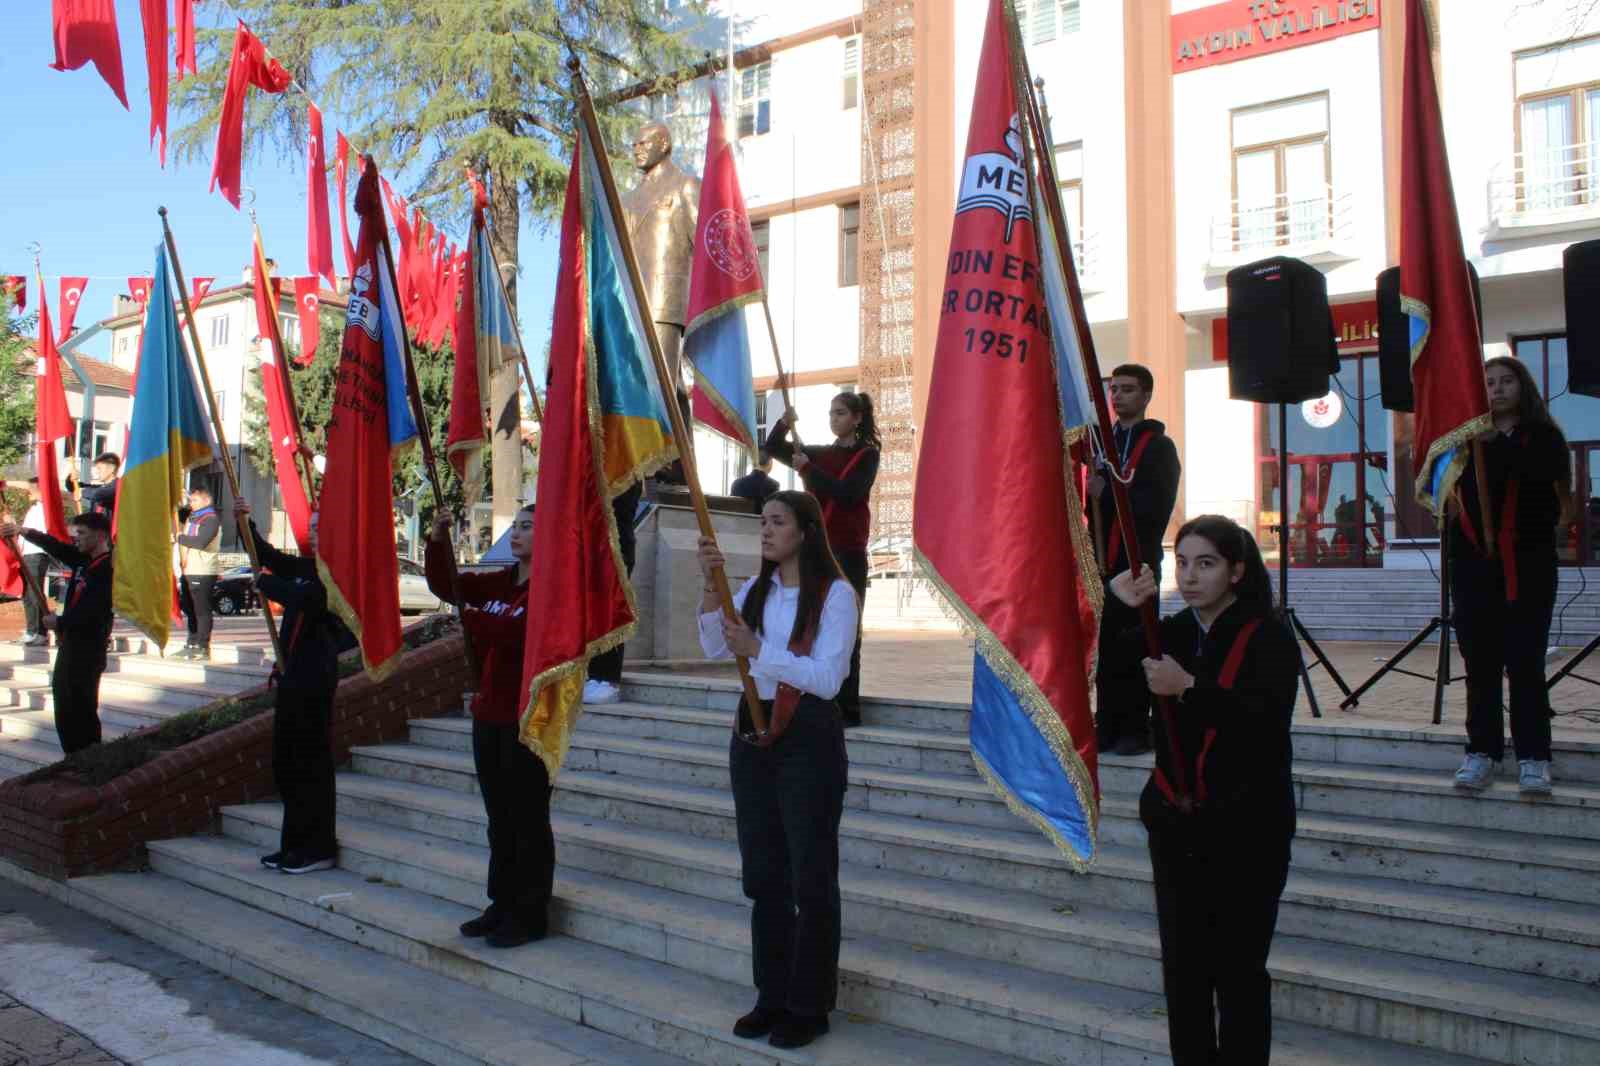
xmin=0 ymin=637 xmax=271 ymax=669
xmin=330 ymin=771 xmax=1600 ymax=986
xmin=618 ymin=673 xmax=975 ymax=734
xmin=0 ymin=734 xmax=59 ymax=777
xmin=139 ymin=834 xmax=1049 ymax=1066
xmin=55 ymin=867 xmax=695 ymax=1066
xmin=0 ymin=707 xmax=150 ymax=747
xmin=202 ymin=811 xmax=1492 ymax=1066
xmin=0 ymin=662 xmax=217 ymax=712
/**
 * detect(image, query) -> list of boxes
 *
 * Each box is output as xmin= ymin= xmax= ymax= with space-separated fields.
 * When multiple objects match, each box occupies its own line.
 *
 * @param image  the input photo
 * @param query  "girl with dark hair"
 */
xmin=765 ymin=391 xmax=880 ymax=727
xmin=696 ymin=490 xmax=857 ymax=1050
xmin=1450 ymin=356 xmax=1571 ymax=795
xmin=1109 ymin=514 xmax=1298 ymax=1066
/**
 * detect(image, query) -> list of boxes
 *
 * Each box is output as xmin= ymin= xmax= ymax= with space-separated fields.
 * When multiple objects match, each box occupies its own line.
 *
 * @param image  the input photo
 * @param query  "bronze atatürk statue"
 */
xmin=621 ymin=121 xmax=701 ymax=389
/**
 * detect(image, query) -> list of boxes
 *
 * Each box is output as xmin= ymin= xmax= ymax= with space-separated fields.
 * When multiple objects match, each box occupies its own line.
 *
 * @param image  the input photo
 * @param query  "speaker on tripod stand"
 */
xmin=1224 ymin=256 xmax=1351 ymax=715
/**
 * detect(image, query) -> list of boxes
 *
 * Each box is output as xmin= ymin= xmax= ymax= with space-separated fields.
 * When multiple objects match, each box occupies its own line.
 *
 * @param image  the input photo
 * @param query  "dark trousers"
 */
xmin=472 ymin=719 xmax=554 ymax=925
xmin=51 ymin=644 xmax=104 ymax=754
xmin=273 ymin=676 xmax=337 ymax=858
xmin=1452 ymin=548 xmax=1556 ymax=762
xmin=1096 ymin=577 xmax=1152 ymax=746
xmin=728 ymin=696 xmax=848 ymax=1017
xmin=1147 ymin=820 xmax=1291 ymax=1066
xmin=834 ymin=550 xmax=868 ymax=722
xmin=21 ymin=555 xmax=49 ymax=636
xmin=179 ymin=575 xmax=217 ymax=647
xmin=590 ymin=485 xmax=642 ymax=684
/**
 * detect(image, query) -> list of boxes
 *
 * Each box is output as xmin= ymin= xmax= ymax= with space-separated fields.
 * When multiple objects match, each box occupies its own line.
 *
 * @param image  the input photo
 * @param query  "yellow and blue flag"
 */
xmin=112 ymin=244 xmax=215 ymax=649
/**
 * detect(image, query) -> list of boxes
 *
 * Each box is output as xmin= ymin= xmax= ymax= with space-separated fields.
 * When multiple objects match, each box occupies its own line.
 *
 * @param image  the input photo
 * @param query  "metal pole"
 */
xmin=158 ymin=208 xmax=285 ymax=666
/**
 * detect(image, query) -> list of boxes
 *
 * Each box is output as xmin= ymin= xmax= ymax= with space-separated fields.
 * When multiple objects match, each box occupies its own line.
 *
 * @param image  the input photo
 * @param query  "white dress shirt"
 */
xmin=698 ymin=574 xmax=858 ymax=700
xmin=19 ymin=503 xmax=44 ymax=556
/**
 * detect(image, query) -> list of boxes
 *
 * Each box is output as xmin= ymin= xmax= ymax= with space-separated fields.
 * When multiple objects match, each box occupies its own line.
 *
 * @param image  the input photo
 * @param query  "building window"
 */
xmin=209 ymin=314 xmax=230 ymax=348
xmin=838 ymin=202 xmax=860 ymax=287
xmin=751 ymin=219 xmax=771 ymax=282
xmin=843 ymin=36 xmax=860 ymax=109
xmin=213 ymin=390 xmax=227 ymax=423
xmin=279 ymin=313 xmax=301 ymax=350
xmin=1230 ymin=92 xmax=1331 ymax=252
xmin=1512 ymin=334 xmax=1599 ymax=562
xmin=1514 ymin=37 xmax=1600 ymax=210
xmin=1016 ymin=0 xmax=1081 ymax=45
xmin=1054 ymin=142 xmax=1085 ymax=272
xmin=116 ymin=333 xmax=131 ymax=356
xmin=738 ymin=62 xmax=772 ymax=138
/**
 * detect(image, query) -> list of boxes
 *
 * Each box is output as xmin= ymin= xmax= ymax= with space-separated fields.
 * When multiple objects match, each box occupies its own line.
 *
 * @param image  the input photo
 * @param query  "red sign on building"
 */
xmin=1173 ymin=0 xmax=1381 ymax=74
xmin=1211 ymin=298 xmax=1381 ymax=361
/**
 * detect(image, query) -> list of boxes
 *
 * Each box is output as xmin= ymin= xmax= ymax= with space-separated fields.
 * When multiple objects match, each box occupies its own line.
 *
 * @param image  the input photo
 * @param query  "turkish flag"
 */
xmin=210 ymin=22 xmax=292 ymax=210
xmin=127 ymin=276 xmax=153 ymax=306
xmin=254 ymin=237 xmax=313 ymax=553
xmin=335 ymin=131 xmax=356 ymax=279
xmin=58 ymin=277 xmax=89 ymax=343
xmin=34 ymin=284 xmax=73 ymax=542
xmin=174 ymin=0 xmax=196 ymax=79
xmin=191 ymin=276 xmax=215 ymax=305
xmin=137 ymin=0 xmax=167 ymax=164
xmin=306 ymin=103 xmax=336 ymax=289
xmin=3 ymin=276 xmax=25 ymax=312
xmin=293 ymin=277 xmax=321 ymax=365
xmin=50 ymin=0 xmax=129 ymax=109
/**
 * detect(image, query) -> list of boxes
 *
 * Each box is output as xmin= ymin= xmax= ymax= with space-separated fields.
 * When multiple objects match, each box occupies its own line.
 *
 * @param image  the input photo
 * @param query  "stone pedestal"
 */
xmin=625 ymin=497 xmax=762 ymax=663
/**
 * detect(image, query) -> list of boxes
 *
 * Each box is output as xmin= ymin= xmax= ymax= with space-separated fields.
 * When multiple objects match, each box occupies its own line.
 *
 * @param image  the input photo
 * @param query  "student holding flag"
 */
xmin=1110 ymin=515 xmax=1297 ymax=1066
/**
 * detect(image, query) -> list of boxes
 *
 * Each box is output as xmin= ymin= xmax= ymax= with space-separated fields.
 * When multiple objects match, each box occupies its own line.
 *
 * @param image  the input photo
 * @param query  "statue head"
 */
xmin=632 ymin=122 xmax=673 ymax=173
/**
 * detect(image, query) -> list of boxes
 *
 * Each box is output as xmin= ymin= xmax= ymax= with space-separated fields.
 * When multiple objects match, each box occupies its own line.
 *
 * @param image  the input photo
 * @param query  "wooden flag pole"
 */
xmin=568 ymin=55 xmax=768 ymax=734
xmin=159 ymin=208 xmax=285 ymax=667
xmin=251 ymin=221 xmax=319 ymax=505
xmin=757 ymin=297 xmax=804 ymax=451
xmin=1 ymin=534 xmax=52 ymax=616
xmin=1010 ymin=40 xmax=1192 ymax=804
xmin=373 ymin=221 xmax=482 ymax=680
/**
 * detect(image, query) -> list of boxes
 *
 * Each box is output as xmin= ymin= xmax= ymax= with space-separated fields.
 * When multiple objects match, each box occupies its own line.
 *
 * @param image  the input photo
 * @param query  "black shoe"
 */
xmin=733 ymin=1005 xmax=785 ymax=1039
xmin=459 ymin=905 xmax=503 ymax=939
xmin=278 ymin=851 xmax=336 ymax=875
xmin=769 ymin=1013 xmax=829 ymax=1049
xmin=485 ymin=913 xmax=546 ymax=948
xmin=1112 ymin=733 xmax=1151 ymax=757
xmin=259 ymin=851 xmax=284 ymax=870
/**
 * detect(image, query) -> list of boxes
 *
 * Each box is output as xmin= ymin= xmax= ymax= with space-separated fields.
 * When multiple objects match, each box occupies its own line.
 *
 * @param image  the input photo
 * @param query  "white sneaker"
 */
xmin=1518 ymin=759 xmax=1553 ymax=795
xmin=1453 ymin=753 xmax=1496 ymax=791
xmin=583 ymin=680 xmax=621 ymax=705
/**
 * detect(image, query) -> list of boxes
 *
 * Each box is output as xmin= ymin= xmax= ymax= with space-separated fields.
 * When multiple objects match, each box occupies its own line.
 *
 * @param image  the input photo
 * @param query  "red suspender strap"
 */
xmin=1103 ymin=431 xmax=1157 ymax=570
xmin=817 ymin=447 xmax=870 ymax=530
xmin=1154 ymin=617 xmax=1261 ymax=808
xmin=1217 ymin=618 xmax=1262 ymax=690
xmin=1499 ymin=479 xmax=1520 ymax=601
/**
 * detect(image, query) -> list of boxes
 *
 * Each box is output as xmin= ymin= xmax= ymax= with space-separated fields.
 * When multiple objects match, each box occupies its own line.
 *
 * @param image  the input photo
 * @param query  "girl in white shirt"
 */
xmin=697 ymin=490 xmax=856 ymax=1051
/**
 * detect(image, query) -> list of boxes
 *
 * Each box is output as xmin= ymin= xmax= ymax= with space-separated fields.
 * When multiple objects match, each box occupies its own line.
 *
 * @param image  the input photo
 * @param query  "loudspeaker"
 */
xmin=1377 ymin=261 xmax=1482 ymax=412
xmin=1564 ymin=240 xmax=1600 ymax=397
xmin=1226 ymin=257 xmax=1339 ymax=404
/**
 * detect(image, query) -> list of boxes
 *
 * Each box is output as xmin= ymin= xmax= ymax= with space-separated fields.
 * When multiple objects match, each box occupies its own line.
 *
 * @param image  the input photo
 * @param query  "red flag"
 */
xmin=446 ymin=244 xmax=485 ymax=503
xmin=252 ymin=235 xmax=314 ymax=553
xmin=292 ymin=276 xmax=321 ymax=365
xmin=191 ymin=276 xmax=215 ymax=304
xmin=173 ymin=0 xmax=196 ymax=80
xmin=335 ymin=131 xmax=356 ymax=279
xmin=3 ymin=277 xmax=26 ymax=312
xmin=34 ymin=283 xmax=72 ymax=543
xmin=318 ymin=160 xmax=417 ymax=678
xmin=912 ymin=0 xmax=1100 ymax=866
xmin=0 ymin=539 xmax=20 ymax=600
xmin=210 ymin=22 xmax=293 ymax=210
xmin=1402 ymin=0 xmax=1492 ymax=512
xmin=57 ymin=277 xmax=89 ymax=342
xmin=127 ymin=276 xmax=153 ymax=307
xmin=49 ymin=0 xmax=129 ymax=109
xmin=137 ymin=0 xmax=167 ymax=164
xmin=306 ymin=103 xmax=336 ymax=289
xmin=518 ymin=155 xmax=636 ymax=775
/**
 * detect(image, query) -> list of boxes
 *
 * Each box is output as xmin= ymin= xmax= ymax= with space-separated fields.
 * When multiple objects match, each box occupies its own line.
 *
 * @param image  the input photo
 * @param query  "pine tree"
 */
xmin=0 ymin=290 xmax=38 ymax=473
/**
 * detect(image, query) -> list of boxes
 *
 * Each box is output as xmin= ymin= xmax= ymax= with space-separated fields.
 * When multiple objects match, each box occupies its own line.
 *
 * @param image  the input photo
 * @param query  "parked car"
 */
xmin=398 ymin=557 xmax=443 ymax=614
xmin=212 ymin=566 xmax=259 ymax=616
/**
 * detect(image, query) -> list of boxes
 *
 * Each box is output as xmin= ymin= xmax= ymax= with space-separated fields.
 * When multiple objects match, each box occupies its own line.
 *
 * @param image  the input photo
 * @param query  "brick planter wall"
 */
xmin=0 ymin=633 xmax=471 ymax=880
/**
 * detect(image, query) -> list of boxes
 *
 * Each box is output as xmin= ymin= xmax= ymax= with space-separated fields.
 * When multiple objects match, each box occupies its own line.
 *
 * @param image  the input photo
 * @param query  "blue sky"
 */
xmin=1 ymin=1 xmax=558 ymax=365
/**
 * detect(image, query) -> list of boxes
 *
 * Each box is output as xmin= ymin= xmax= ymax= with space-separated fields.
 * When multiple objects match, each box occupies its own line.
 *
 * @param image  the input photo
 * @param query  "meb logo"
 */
xmin=956 ymin=113 xmax=1032 ymax=243
xmin=346 ymin=262 xmax=380 ymax=340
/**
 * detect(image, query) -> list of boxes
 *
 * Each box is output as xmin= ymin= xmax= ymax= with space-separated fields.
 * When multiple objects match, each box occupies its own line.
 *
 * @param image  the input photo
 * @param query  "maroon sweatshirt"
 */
xmin=424 ymin=538 xmax=529 ymax=724
xmin=764 ymin=421 xmax=881 ymax=556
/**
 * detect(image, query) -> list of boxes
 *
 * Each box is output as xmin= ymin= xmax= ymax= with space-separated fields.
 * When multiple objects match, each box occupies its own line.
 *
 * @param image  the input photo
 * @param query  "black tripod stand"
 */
xmin=1339 ymin=524 xmax=1459 ymax=724
xmin=1547 ymin=613 xmax=1600 ymax=692
xmin=1273 ymin=403 xmax=1353 ymax=718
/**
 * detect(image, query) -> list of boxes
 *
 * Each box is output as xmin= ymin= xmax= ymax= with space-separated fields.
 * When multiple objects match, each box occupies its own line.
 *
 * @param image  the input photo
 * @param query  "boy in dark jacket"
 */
xmin=0 ymin=511 xmax=114 ymax=754
xmin=426 ymin=504 xmax=545 ymax=948
xmin=237 ymin=504 xmax=345 ymax=876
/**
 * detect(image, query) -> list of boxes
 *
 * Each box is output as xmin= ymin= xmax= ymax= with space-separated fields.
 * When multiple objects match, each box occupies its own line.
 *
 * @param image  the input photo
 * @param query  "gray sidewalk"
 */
xmin=0 ymin=880 xmax=421 ymax=1066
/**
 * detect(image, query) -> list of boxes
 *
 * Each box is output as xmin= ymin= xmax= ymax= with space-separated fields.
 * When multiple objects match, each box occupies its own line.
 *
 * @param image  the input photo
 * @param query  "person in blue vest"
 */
xmin=1110 ymin=514 xmax=1297 ymax=1066
xmin=1090 ymin=364 xmax=1181 ymax=755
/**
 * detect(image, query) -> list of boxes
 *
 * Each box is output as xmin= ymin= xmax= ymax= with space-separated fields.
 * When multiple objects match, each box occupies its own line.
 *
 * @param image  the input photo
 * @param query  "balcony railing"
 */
xmin=1210 ymin=187 xmax=1355 ymax=263
xmin=1487 ymin=140 xmax=1600 ymax=232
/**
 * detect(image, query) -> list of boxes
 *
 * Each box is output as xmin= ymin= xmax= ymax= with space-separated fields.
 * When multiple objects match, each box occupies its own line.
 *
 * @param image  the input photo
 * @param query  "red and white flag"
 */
xmin=34 ymin=277 xmax=73 ymax=542
xmin=174 ymin=0 xmax=196 ymax=79
xmin=293 ymin=276 xmax=321 ymax=364
xmin=4 ymin=276 xmax=26 ymax=313
xmin=252 ymin=234 xmax=314 ymax=553
xmin=136 ymin=0 xmax=167 ymax=164
xmin=335 ymin=131 xmax=356 ymax=279
xmin=210 ymin=22 xmax=292 ymax=209
xmin=191 ymin=276 xmax=215 ymax=305
xmin=306 ymin=103 xmax=337 ymax=289
xmin=50 ymin=0 xmax=129 ymax=109
xmin=57 ymin=277 xmax=88 ymax=342
xmin=127 ymin=276 xmax=153 ymax=306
